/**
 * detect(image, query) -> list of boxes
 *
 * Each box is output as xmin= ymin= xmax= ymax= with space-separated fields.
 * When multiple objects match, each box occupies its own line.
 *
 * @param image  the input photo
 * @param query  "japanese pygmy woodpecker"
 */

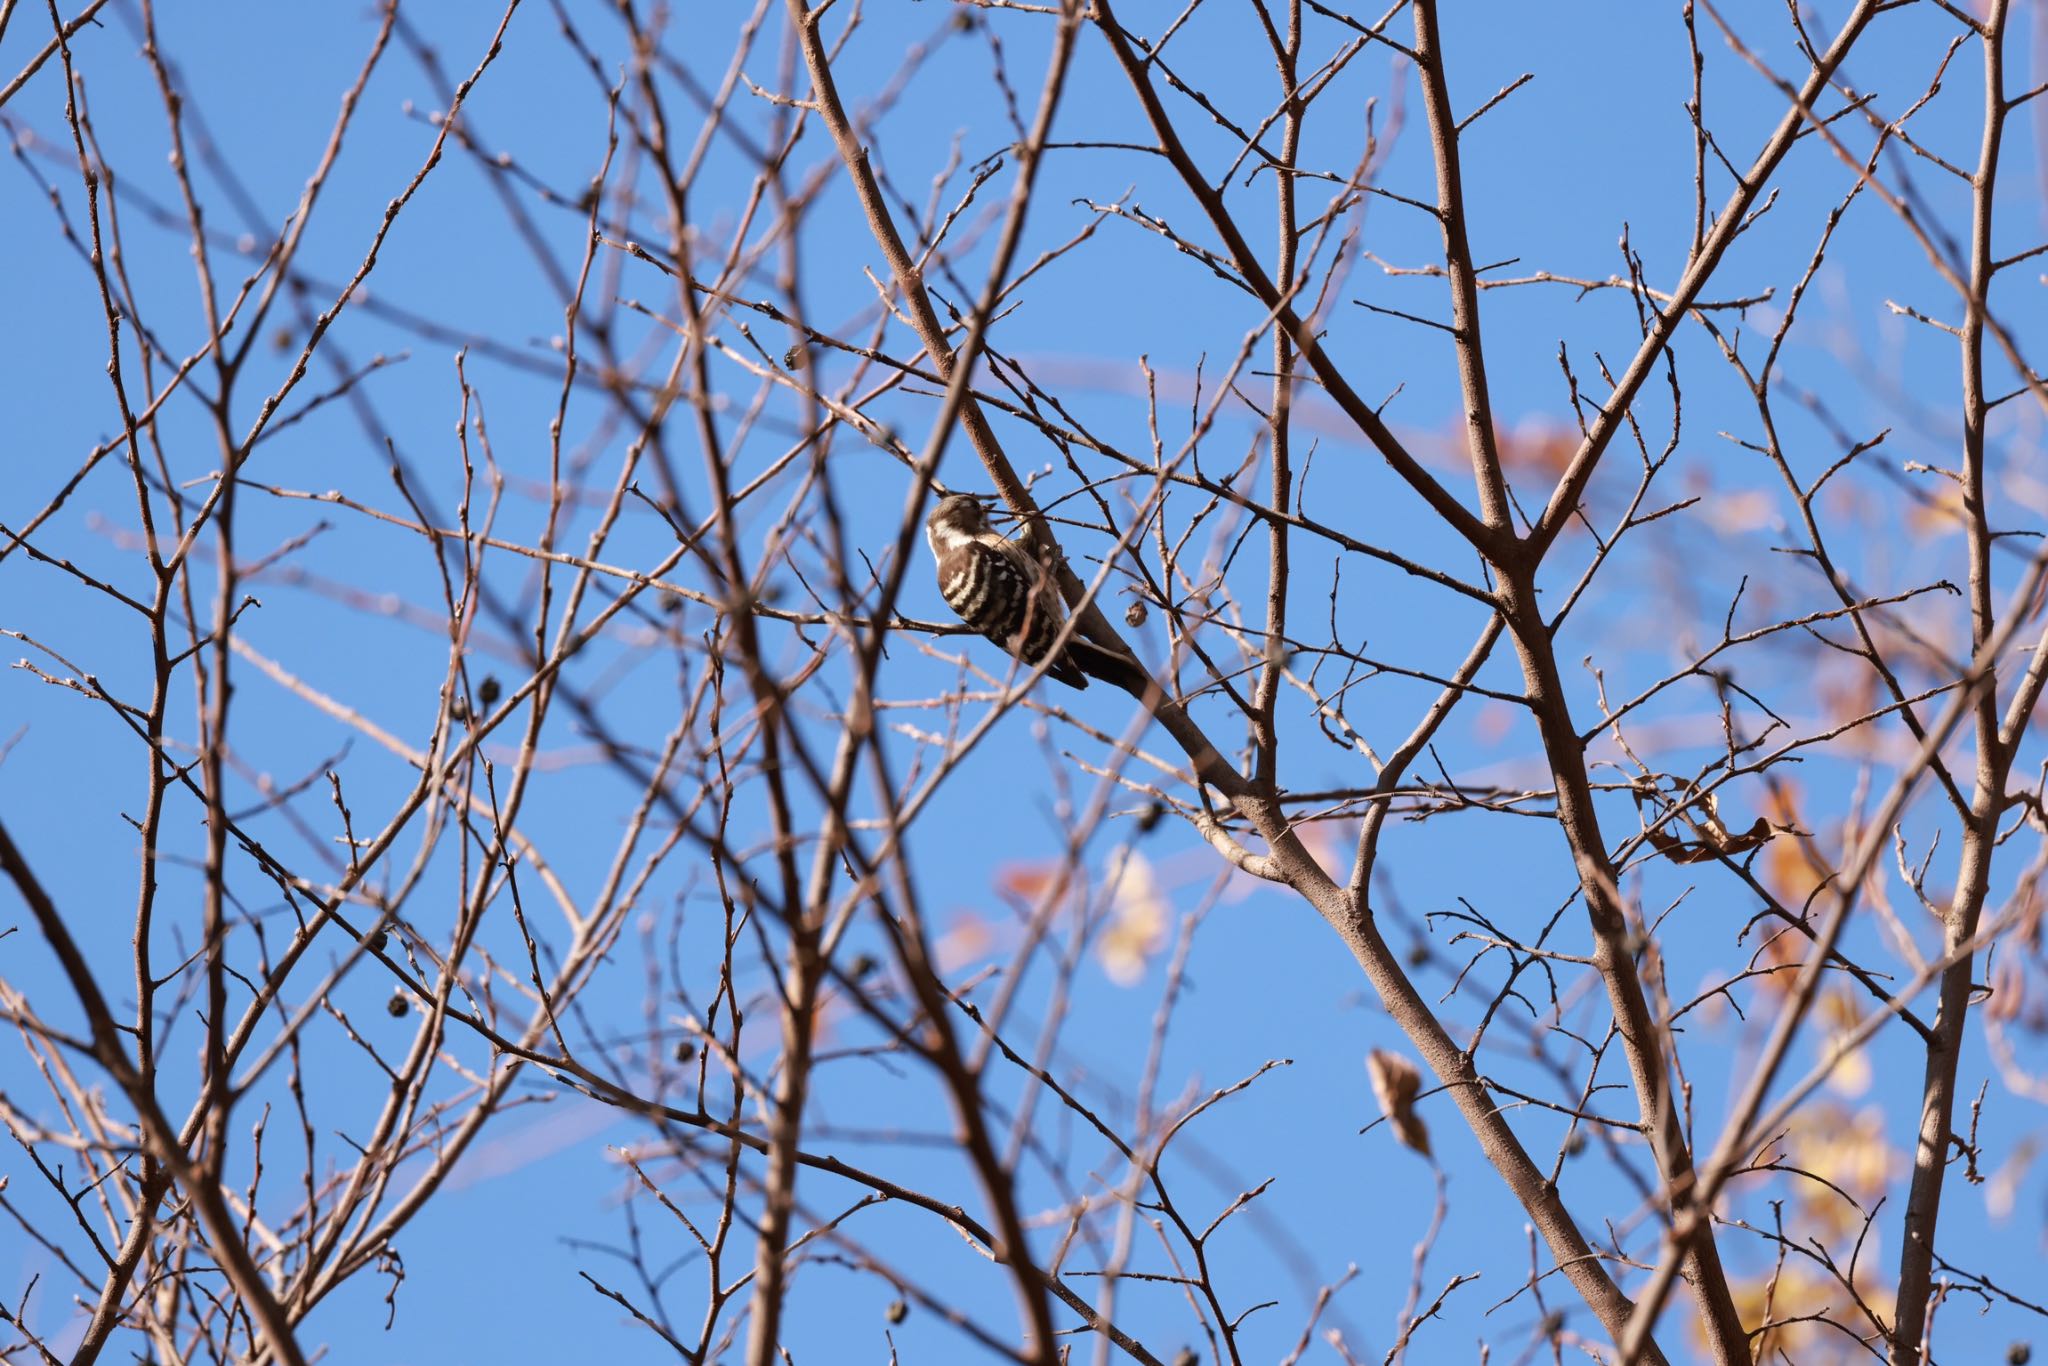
xmin=924 ymin=494 xmax=1142 ymax=692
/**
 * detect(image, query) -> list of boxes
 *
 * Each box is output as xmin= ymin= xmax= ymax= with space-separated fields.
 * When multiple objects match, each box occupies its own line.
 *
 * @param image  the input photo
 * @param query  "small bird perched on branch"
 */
xmin=925 ymin=493 xmax=1144 ymax=693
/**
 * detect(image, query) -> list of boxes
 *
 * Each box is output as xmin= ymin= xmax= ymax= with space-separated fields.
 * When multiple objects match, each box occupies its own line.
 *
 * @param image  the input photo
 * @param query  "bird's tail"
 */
xmin=1068 ymin=638 xmax=1154 ymax=698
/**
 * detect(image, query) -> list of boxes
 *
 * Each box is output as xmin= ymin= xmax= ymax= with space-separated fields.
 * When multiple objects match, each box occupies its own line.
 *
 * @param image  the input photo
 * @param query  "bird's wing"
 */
xmin=936 ymin=539 xmax=1087 ymax=689
xmin=992 ymin=538 xmax=1090 ymax=689
xmin=984 ymin=536 xmax=1150 ymax=695
xmin=936 ymin=539 xmax=1023 ymax=636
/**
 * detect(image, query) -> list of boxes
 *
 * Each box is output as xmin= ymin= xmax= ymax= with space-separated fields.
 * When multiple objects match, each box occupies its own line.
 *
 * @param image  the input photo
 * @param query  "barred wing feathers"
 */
xmin=936 ymin=539 xmax=1088 ymax=689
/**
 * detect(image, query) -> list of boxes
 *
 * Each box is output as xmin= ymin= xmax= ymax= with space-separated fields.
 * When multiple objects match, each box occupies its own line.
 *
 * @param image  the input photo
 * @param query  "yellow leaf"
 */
xmin=1097 ymin=850 xmax=1167 ymax=986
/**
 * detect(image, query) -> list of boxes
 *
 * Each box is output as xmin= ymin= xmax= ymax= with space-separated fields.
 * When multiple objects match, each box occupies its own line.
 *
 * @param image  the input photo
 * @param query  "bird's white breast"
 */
xmin=927 ymin=521 xmax=974 ymax=559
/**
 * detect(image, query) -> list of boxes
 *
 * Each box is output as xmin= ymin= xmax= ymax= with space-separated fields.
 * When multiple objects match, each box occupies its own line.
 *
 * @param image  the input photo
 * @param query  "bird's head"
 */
xmin=925 ymin=493 xmax=993 ymax=553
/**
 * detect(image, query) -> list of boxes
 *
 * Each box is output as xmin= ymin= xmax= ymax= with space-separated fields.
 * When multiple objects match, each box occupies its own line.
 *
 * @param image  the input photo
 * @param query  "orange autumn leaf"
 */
xmin=996 ymin=861 xmax=1060 ymax=901
xmin=1816 ymin=990 xmax=1873 ymax=1097
xmin=1472 ymin=699 xmax=1515 ymax=745
xmin=1701 ymin=489 xmax=1776 ymax=534
xmin=1906 ymin=482 xmax=1967 ymax=539
xmin=1816 ymin=671 xmax=1879 ymax=737
xmin=1760 ymin=783 xmax=1824 ymax=907
xmin=1295 ymin=819 xmax=1357 ymax=876
xmin=1985 ymin=955 xmax=2025 ymax=1025
xmin=1493 ymin=420 xmax=1576 ymax=477
xmin=1765 ymin=1099 xmax=1898 ymax=1227
xmin=1751 ymin=923 xmax=1807 ymax=1000
xmin=1721 ymin=1260 xmax=1893 ymax=1365
xmin=935 ymin=912 xmax=994 ymax=973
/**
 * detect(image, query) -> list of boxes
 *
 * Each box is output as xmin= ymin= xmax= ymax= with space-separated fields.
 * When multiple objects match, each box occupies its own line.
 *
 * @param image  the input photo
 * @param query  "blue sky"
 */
xmin=4 ymin=1 xmax=2046 ymax=1362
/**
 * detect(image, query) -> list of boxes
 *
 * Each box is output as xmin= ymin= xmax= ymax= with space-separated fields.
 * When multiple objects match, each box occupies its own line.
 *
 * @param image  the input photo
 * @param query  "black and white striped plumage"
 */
xmin=926 ymin=494 xmax=1089 ymax=689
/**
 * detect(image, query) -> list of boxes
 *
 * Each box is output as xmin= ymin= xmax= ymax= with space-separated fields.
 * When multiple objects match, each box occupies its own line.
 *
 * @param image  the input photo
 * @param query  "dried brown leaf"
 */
xmin=1366 ymin=1048 xmax=1431 ymax=1157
